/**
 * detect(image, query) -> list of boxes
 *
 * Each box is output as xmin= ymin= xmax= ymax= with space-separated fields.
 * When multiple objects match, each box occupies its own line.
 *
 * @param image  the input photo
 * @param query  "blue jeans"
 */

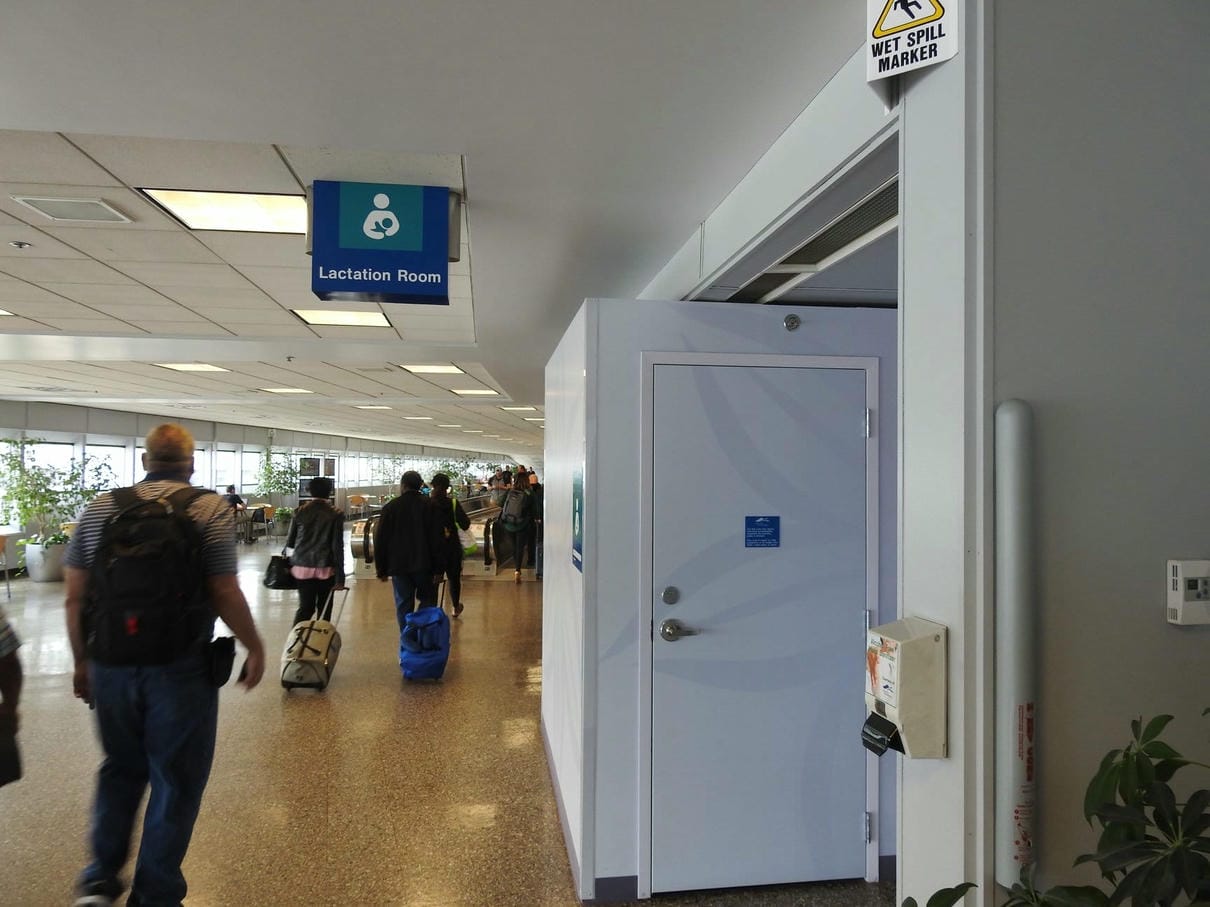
xmin=391 ymin=573 xmax=437 ymax=630
xmin=82 ymin=653 xmax=218 ymax=906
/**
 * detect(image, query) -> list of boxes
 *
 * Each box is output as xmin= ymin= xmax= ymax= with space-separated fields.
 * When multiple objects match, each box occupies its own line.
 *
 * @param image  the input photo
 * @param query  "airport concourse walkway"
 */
xmin=0 ymin=545 xmax=893 ymax=907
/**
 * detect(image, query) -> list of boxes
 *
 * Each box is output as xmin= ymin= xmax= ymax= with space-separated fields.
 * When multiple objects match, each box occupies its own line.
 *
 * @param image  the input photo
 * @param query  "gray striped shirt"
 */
xmin=66 ymin=480 xmax=237 ymax=576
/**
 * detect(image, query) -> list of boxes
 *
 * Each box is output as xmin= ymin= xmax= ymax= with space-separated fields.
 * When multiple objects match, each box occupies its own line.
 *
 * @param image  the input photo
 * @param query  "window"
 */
xmin=85 ymin=444 xmax=132 ymax=487
xmin=241 ymin=451 xmax=261 ymax=493
xmin=214 ymin=450 xmax=238 ymax=491
xmin=193 ymin=448 xmax=211 ymax=488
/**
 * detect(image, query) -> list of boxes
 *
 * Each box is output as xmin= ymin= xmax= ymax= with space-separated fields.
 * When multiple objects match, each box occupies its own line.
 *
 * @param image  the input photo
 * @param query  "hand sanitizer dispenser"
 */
xmin=862 ymin=616 xmax=947 ymax=758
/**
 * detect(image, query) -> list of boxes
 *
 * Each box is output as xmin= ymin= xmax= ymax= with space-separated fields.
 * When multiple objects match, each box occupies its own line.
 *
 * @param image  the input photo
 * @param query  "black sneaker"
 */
xmin=453 ymin=602 xmax=464 ymax=617
xmin=73 ymin=878 xmax=123 ymax=906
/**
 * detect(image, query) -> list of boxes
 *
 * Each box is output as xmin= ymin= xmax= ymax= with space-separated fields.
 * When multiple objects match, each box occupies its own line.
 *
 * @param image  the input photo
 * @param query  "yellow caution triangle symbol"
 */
xmin=872 ymin=0 xmax=945 ymax=38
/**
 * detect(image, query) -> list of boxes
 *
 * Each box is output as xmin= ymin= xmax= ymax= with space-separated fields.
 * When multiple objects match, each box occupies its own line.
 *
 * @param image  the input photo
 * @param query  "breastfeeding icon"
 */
xmin=362 ymin=193 xmax=400 ymax=240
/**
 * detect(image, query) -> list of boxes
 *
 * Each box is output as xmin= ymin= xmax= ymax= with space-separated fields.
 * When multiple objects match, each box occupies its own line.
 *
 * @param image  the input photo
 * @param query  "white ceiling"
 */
xmin=0 ymin=1 xmax=862 ymax=458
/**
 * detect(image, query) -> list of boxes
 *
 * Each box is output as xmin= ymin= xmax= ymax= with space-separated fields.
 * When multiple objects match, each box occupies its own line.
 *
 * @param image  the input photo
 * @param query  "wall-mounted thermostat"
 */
xmin=1167 ymin=560 xmax=1210 ymax=626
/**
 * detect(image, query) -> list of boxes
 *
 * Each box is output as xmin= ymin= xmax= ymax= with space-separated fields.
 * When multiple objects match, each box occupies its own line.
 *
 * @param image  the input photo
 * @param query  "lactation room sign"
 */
xmin=310 ymin=180 xmax=450 ymax=304
xmin=867 ymin=0 xmax=958 ymax=82
xmin=744 ymin=516 xmax=780 ymax=548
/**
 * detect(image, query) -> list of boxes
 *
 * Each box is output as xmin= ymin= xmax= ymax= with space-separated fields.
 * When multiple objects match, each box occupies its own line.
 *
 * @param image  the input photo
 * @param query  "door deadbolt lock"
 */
xmin=659 ymin=619 xmax=699 ymax=642
xmin=661 ymin=586 xmax=680 ymax=605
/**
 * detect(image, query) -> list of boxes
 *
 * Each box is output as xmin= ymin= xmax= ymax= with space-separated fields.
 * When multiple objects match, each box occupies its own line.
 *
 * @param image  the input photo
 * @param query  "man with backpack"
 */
xmin=497 ymin=470 xmax=535 ymax=583
xmin=63 ymin=423 xmax=265 ymax=907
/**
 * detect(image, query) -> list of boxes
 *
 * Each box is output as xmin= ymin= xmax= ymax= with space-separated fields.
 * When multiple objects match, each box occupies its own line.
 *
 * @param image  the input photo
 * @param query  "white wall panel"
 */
xmin=585 ymin=299 xmax=895 ymax=881
xmin=993 ymin=0 xmax=1210 ymax=886
xmin=542 ymin=306 xmax=589 ymax=893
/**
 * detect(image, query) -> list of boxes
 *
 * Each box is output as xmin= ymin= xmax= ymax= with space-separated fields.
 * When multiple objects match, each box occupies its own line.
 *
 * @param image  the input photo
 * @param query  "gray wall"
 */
xmin=994 ymin=0 xmax=1210 ymax=884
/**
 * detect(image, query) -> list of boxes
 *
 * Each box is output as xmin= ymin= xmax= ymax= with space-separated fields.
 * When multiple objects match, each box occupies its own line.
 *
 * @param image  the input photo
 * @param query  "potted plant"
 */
xmin=0 ymin=440 xmax=116 ymax=582
xmin=273 ymin=506 xmax=293 ymax=538
xmin=906 ymin=709 xmax=1210 ymax=907
xmin=255 ymin=449 xmax=299 ymax=509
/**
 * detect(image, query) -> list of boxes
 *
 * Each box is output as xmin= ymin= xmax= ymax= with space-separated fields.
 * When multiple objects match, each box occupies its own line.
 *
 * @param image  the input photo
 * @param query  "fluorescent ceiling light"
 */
xmin=452 ymin=389 xmax=499 ymax=396
xmin=141 ymin=189 xmax=306 ymax=233
xmin=294 ymin=309 xmax=389 ymax=327
xmin=500 ymin=406 xmax=537 ymax=412
xmin=403 ymin=416 xmax=432 ymax=420
xmin=524 ymin=417 xmax=545 ymax=422
xmin=155 ymin=362 xmax=230 ymax=372
xmin=438 ymin=424 xmax=461 ymax=428
xmin=355 ymin=405 xmax=392 ymax=410
xmin=462 ymin=430 xmax=483 ymax=433
xmin=0 ymin=310 xmax=13 ymax=316
xmin=401 ymin=364 xmax=464 ymax=374
xmin=260 ymin=387 xmax=313 ymax=394
xmin=12 ymin=195 xmax=130 ymax=224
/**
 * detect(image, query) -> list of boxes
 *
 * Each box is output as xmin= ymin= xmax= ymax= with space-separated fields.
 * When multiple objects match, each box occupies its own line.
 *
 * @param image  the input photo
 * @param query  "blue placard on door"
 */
xmin=745 ymin=515 xmax=780 ymax=548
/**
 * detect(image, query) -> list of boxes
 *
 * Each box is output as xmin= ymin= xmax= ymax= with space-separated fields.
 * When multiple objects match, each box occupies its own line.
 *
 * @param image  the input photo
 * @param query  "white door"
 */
xmin=650 ymin=361 xmax=869 ymax=892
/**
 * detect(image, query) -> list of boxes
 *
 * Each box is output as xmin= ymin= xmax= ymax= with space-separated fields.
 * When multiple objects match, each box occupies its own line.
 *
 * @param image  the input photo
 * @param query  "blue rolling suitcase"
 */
xmin=400 ymin=605 xmax=451 ymax=680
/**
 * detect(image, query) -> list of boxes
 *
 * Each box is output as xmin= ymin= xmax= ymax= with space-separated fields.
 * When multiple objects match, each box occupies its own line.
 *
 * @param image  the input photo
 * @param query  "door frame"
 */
xmin=637 ymin=350 xmax=882 ymax=897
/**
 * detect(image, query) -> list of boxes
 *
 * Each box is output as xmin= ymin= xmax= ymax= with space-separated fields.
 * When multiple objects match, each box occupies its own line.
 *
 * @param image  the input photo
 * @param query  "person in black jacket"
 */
xmin=428 ymin=473 xmax=471 ymax=617
xmin=374 ymin=471 xmax=446 ymax=633
xmin=285 ymin=477 xmax=346 ymax=625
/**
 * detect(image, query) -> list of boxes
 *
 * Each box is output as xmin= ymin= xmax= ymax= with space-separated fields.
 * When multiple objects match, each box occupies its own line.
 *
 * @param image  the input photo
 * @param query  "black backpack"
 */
xmin=498 ymin=488 xmax=530 ymax=531
xmin=86 ymin=486 xmax=212 ymax=665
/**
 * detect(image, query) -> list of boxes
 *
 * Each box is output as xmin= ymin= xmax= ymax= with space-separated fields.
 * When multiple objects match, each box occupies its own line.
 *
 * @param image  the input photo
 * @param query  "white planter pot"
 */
xmin=24 ymin=541 xmax=66 ymax=583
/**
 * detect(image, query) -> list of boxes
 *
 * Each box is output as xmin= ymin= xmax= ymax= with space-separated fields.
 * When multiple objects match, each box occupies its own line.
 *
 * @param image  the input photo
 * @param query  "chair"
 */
xmin=347 ymin=495 xmax=368 ymax=519
xmin=0 ymin=536 xmax=9 ymax=600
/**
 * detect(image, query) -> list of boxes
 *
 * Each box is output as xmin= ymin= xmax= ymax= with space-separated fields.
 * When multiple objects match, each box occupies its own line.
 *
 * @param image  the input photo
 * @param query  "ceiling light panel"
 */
xmin=401 ymin=364 xmax=464 ymax=374
xmin=155 ymin=363 xmax=230 ymax=372
xmin=452 ymin=389 xmax=498 ymax=396
xmin=500 ymin=406 xmax=537 ymax=412
xmin=293 ymin=309 xmax=390 ymax=327
xmin=260 ymin=387 xmax=313 ymax=394
xmin=141 ymin=189 xmax=306 ymax=233
xmin=355 ymin=405 xmax=392 ymax=410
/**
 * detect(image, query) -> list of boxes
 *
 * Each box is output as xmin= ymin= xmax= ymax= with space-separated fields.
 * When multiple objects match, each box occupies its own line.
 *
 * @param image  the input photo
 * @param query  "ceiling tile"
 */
xmin=135 ymin=322 xmax=233 ymax=337
xmin=197 ymin=231 xmax=310 ymax=267
xmin=0 ymin=183 xmax=181 ymax=230
xmin=0 ymin=316 xmax=53 ymax=331
xmin=187 ymin=305 xmax=293 ymax=324
xmin=0 ymin=279 xmax=79 ymax=304
xmin=110 ymin=261 xmax=253 ymax=289
xmin=0 ymin=258 xmax=135 ymax=284
xmin=89 ymin=303 xmax=207 ymax=323
xmin=223 ymin=323 xmax=317 ymax=339
xmin=0 ymin=131 xmax=123 ymax=185
xmin=39 ymin=283 xmax=172 ymax=305
xmin=36 ymin=318 xmax=147 ymax=334
xmin=235 ymin=266 xmax=309 ymax=295
xmin=67 ymin=135 xmax=302 ymax=194
xmin=309 ymin=325 xmax=402 ymax=341
xmin=41 ymin=227 xmax=220 ymax=263
xmin=0 ymin=226 xmax=89 ymax=259
xmin=0 ymin=298 xmax=110 ymax=319
xmin=157 ymin=286 xmax=275 ymax=308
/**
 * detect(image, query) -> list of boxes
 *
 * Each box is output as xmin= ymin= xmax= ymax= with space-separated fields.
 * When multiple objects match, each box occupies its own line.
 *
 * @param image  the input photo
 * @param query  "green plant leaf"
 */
xmin=1086 ymin=754 xmax=1123 ymax=824
xmin=1131 ymin=717 xmax=1142 ymax=742
xmin=1139 ymin=715 xmax=1174 ymax=744
xmin=1154 ymin=758 xmax=1187 ymax=783
xmin=1079 ymin=840 xmax=1164 ymax=873
xmin=1119 ymin=752 xmax=1141 ymax=806
xmin=1141 ymin=740 xmax=1182 ymax=761
xmin=1096 ymin=804 xmax=1149 ymax=826
xmin=924 ymin=882 xmax=977 ymax=907
xmin=1180 ymin=790 xmax=1209 ymax=836
xmin=1108 ymin=861 xmax=1149 ymax=906
xmin=1148 ymin=783 xmax=1179 ymax=839
xmin=902 ymin=899 xmax=918 ymax=907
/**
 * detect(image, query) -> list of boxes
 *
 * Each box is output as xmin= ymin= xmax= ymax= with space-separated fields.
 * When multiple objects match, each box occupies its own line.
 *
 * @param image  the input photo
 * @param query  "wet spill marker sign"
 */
xmin=867 ymin=0 xmax=958 ymax=82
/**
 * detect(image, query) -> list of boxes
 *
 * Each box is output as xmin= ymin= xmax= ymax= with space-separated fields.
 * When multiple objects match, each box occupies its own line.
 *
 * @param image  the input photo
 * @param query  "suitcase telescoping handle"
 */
xmin=325 ymin=587 xmax=350 ymax=627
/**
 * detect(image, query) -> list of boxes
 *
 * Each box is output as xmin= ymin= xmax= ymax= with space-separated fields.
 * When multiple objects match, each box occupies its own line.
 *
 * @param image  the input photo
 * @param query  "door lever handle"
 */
xmin=659 ymin=618 xmax=699 ymax=642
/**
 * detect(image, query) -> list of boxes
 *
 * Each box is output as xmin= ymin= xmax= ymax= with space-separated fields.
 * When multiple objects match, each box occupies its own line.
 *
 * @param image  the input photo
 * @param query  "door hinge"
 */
xmin=864 ymin=811 xmax=873 ymax=844
xmin=863 ymin=408 xmax=872 ymax=438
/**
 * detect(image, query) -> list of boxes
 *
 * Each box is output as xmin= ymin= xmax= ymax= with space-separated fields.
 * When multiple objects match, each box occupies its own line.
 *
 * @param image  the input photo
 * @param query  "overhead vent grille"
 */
xmin=11 ymin=196 xmax=131 ymax=224
xmin=727 ymin=179 xmax=898 ymax=304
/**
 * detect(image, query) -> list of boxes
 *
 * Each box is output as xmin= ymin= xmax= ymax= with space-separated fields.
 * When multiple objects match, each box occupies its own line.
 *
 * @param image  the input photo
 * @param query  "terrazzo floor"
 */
xmin=0 ymin=542 xmax=894 ymax=907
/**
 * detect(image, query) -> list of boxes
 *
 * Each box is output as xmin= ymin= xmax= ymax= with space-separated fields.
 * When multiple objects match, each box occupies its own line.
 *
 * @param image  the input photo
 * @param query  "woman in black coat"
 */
xmin=428 ymin=473 xmax=471 ymax=617
xmin=285 ymin=476 xmax=346 ymax=625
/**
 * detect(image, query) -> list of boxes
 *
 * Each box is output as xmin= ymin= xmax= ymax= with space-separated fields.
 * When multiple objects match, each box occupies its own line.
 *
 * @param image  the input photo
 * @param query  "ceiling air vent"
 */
xmin=11 ymin=196 xmax=131 ymax=224
xmin=728 ymin=180 xmax=898 ymax=303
